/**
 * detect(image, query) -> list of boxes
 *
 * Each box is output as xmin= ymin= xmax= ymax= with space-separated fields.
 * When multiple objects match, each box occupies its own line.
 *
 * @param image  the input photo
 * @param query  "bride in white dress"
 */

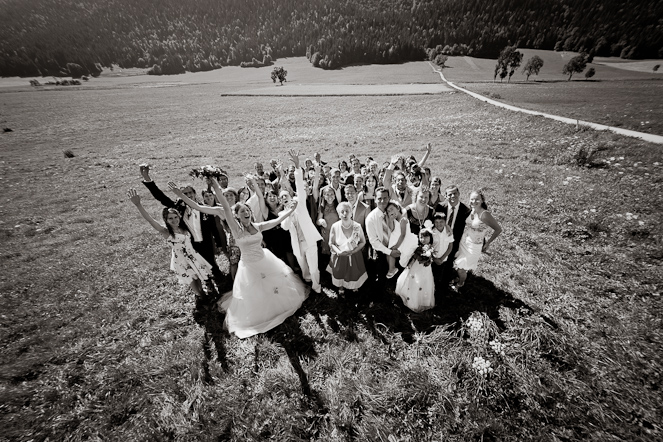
xmin=170 ymin=179 xmax=309 ymax=339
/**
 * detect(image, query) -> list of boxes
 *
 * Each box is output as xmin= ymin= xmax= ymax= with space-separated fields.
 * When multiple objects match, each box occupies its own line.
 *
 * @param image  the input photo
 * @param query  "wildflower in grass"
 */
xmin=489 ymin=340 xmax=506 ymax=356
xmin=472 ymin=356 xmax=493 ymax=376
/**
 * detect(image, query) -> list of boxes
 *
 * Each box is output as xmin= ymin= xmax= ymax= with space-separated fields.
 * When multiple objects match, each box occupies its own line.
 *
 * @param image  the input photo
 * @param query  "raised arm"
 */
xmin=245 ymin=175 xmax=267 ymax=222
xmin=382 ymin=160 xmax=396 ymax=197
xmin=168 ymin=182 xmax=224 ymax=217
xmin=312 ymin=163 xmax=322 ymax=202
xmin=257 ymin=200 xmax=298 ymax=232
xmin=209 ymin=179 xmax=242 ymax=235
xmin=140 ymin=166 xmax=177 ymax=209
xmin=288 ymin=149 xmax=307 ymax=205
xmin=417 ymin=143 xmax=432 ymax=168
xmin=128 ymin=189 xmax=169 ymax=238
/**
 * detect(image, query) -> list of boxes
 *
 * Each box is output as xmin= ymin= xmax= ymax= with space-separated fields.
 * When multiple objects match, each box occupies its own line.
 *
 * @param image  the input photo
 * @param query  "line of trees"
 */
xmin=1 ymin=0 xmax=661 ymax=77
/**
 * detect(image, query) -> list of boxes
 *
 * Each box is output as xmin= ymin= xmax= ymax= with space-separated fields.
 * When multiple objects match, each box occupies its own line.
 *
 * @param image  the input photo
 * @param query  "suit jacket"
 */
xmin=281 ymin=168 xmax=323 ymax=261
xmin=142 ymin=180 xmax=226 ymax=258
xmin=351 ymin=200 xmax=370 ymax=233
xmin=435 ymin=201 xmax=470 ymax=247
xmin=320 ymin=183 xmax=346 ymax=204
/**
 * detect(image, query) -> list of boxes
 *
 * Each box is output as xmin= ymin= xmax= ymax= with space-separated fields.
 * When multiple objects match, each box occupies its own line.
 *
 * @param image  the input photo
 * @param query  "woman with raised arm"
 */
xmin=453 ymin=190 xmax=503 ymax=288
xmin=127 ymin=189 xmax=212 ymax=302
xmin=168 ymin=178 xmax=308 ymax=339
xmin=261 ymin=188 xmax=297 ymax=269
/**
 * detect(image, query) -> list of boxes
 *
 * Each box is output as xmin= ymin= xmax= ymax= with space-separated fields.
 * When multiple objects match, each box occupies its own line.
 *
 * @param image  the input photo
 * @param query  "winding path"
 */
xmin=429 ymin=62 xmax=663 ymax=145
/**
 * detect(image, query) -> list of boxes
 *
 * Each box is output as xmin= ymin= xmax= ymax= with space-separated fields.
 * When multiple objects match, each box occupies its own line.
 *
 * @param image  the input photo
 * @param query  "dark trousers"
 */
xmin=365 ymin=251 xmax=390 ymax=302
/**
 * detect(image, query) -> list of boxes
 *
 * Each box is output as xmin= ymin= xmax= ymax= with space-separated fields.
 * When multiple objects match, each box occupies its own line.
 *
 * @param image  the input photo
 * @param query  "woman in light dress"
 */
xmin=169 ymin=178 xmax=308 ymax=339
xmin=127 ymin=189 xmax=212 ymax=300
xmin=453 ymin=190 xmax=503 ymax=288
xmin=385 ymin=200 xmax=419 ymax=278
xmin=327 ymin=202 xmax=367 ymax=294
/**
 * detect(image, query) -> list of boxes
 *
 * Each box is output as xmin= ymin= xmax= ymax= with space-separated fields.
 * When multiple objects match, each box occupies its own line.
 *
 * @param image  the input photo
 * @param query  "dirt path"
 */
xmin=429 ymin=62 xmax=663 ymax=145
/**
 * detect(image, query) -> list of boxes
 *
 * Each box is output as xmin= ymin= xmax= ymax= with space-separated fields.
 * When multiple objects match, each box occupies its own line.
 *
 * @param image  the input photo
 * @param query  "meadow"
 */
xmin=1 ymin=61 xmax=662 ymax=441
xmin=443 ymin=49 xmax=663 ymax=136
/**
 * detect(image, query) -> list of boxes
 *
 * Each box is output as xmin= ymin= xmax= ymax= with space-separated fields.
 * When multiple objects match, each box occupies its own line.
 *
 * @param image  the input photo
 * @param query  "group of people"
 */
xmin=127 ymin=144 xmax=502 ymax=339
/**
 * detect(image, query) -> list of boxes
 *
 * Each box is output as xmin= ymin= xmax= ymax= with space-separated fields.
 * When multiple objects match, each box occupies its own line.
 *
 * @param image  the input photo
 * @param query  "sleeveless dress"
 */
xmin=395 ymin=244 xmax=435 ymax=312
xmin=168 ymin=232 xmax=213 ymax=285
xmin=220 ymin=228 xmax=309 ymax=338
xmin=388 ymin=218 xmax=419 ymax=268
xmin=406 ymin=205 xmax=435 ymax=236
xmin=454 ymin=211 xmax=491 ymax=271
xmin=327 ymin=221 xmax=368 ymax=290
xmin=319 ymin=203 xmax=340 ymax=255
xmin=262 ymin=210 xmax=294 ymax=263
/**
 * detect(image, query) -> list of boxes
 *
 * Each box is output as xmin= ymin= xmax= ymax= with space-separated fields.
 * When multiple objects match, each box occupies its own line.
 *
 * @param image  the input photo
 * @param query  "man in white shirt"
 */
xmin=365 ymin=187 xmax=401 ymax=292
xmin=280 ymin=151 xmax=323 ymax=293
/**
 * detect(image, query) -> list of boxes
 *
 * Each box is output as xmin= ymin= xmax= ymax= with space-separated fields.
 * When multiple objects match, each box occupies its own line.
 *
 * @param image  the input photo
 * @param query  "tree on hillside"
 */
xmin=494 ymin=46 xmax=523 ymax=83
xmin=562 ymin=55 xmax=587 ymax=81
xmin=522 ymin=55 xmax=544 ymax=81
xmin=584 ymin=67 xmax=595 ymax=80
xmin=271 ymin=66 xmax=287 ymax=85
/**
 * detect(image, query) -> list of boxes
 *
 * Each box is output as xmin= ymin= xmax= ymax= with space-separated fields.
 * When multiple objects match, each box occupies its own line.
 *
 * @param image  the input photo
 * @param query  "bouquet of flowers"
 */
xmin=190 ymin=165 xmax=228 ymax=180
xmin=413 ymin=243 xmax=434 ymax=266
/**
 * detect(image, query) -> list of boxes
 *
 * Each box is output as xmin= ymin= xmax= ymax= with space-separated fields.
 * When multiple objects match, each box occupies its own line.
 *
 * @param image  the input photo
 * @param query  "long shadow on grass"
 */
xmin=303 ymin=273 xmax=535 ymax=347
xmin=193 ymin=298 xmax=231 ymax=381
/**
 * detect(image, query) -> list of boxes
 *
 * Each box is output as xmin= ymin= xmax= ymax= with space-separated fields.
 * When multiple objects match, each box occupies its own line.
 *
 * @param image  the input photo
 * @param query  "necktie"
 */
xmin=382 ymin=213 xmax=390 ymax=246
xmin=448 ymin=206 xmax=454 ymax=226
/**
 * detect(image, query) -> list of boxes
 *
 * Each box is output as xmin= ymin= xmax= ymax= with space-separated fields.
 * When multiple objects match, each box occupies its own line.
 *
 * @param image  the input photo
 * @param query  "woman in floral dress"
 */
xmin=127 ymin=189 xmax=212 ymax=300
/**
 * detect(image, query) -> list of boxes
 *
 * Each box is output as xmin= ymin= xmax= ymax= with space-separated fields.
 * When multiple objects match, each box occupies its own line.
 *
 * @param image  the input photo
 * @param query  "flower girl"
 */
xmin=395 ymin=229 xmax=436 ymax=312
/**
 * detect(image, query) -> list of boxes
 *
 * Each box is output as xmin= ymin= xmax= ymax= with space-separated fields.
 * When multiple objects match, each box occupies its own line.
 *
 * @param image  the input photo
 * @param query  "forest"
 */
xmin=1 ymin=0 xmax=661 ymax=77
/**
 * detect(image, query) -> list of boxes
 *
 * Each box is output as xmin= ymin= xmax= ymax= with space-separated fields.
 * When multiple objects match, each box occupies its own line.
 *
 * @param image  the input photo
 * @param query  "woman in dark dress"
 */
xmin=261 ymin=189 xmax=297 ymax=269
xmin=405 ymin=187 xmax=435 ymax=236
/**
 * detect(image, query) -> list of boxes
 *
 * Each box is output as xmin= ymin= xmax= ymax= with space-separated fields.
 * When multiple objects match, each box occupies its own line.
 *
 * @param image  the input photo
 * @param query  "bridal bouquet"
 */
xmin=413 ymin=243 xmax=435 ymax=266
xmin=190 ymin=165 xmax=228 ymax=180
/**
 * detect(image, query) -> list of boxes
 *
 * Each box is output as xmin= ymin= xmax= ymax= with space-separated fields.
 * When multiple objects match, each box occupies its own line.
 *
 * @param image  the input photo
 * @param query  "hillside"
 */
xmin=0 ymin=0 xmax=661 ymax=77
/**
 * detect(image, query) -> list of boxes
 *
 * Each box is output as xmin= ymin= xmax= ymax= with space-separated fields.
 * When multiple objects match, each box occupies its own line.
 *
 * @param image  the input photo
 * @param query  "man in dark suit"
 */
xmin=344 ymin=183 xmax=369 ymax=232
xmin=434 ymin=185 xmax=470 ymax=284
xmin=319 ymin=167 xmax=346 ymax=203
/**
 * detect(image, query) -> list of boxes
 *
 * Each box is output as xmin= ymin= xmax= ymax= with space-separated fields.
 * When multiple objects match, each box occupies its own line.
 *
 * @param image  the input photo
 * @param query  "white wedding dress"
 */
xmin=220 ymin=228 xmax=309 ymax=338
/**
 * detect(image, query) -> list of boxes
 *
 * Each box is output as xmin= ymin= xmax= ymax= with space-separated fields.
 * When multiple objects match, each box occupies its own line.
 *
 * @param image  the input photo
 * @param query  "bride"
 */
xmin=169 ymin=178 xmax=309 ymax=339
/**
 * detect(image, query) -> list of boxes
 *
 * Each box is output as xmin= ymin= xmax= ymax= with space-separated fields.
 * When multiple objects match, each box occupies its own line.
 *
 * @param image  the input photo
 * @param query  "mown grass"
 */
xmin=442 ymin=49 xmax=663 ymax=135
xmin=0 ymin=84 xmax=661 ymax=441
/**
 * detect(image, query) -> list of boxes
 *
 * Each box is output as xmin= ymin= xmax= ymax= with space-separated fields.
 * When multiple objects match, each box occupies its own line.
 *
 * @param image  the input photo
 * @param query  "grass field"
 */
xmin=442 ymin=49 xmax=663 ymax=135
xmin=1 ymin=62 xmax=662 ymax=441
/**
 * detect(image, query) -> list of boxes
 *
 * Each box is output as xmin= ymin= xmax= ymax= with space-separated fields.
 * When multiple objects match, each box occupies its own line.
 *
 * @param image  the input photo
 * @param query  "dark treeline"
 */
xmin=1 ymin=0 xmax=661 ymax=77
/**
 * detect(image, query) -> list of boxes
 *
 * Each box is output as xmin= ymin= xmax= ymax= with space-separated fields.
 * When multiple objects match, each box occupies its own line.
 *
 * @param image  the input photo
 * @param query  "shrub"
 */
xmin=63 ymin=149 xmax=75 ymax=158
xmin=311 ymin=52 xmax=321 ymax=67
xmin=147 ymin=64 xmax=162 ymax=75
xmin=654 ymin=64 xmax=660 ymax=72
xmin=584 ymin=67 xmax=596 ymax=80
xmin=434 ymin=54 xmax=448 ymax=68
xmin=91 ymin=63 xmax=103 ymax=77
xmin=29 ymin=79 xmax=41 ymax=86
xmin=271 ymin=66 xmax=287 ymax=85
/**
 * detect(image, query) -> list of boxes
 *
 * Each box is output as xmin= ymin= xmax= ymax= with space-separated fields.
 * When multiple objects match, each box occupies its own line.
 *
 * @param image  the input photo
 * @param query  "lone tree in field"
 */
xmin=563 ymin=55 xmax=587 ymax=81
xmin=522 ymin=55 xmax=544 ymax=81
xmin=584 ymin=67 xmax=596 ymax=80
xmin=494 ymin=45 xmax=523 ymax=83
xmin=271 ymin=66 xmax=287 ymax=85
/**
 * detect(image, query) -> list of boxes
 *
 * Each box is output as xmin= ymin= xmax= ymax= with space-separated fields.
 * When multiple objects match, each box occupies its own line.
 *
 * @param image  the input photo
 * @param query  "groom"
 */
xmin=435 ymin=185 xmax=470 ymax=286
